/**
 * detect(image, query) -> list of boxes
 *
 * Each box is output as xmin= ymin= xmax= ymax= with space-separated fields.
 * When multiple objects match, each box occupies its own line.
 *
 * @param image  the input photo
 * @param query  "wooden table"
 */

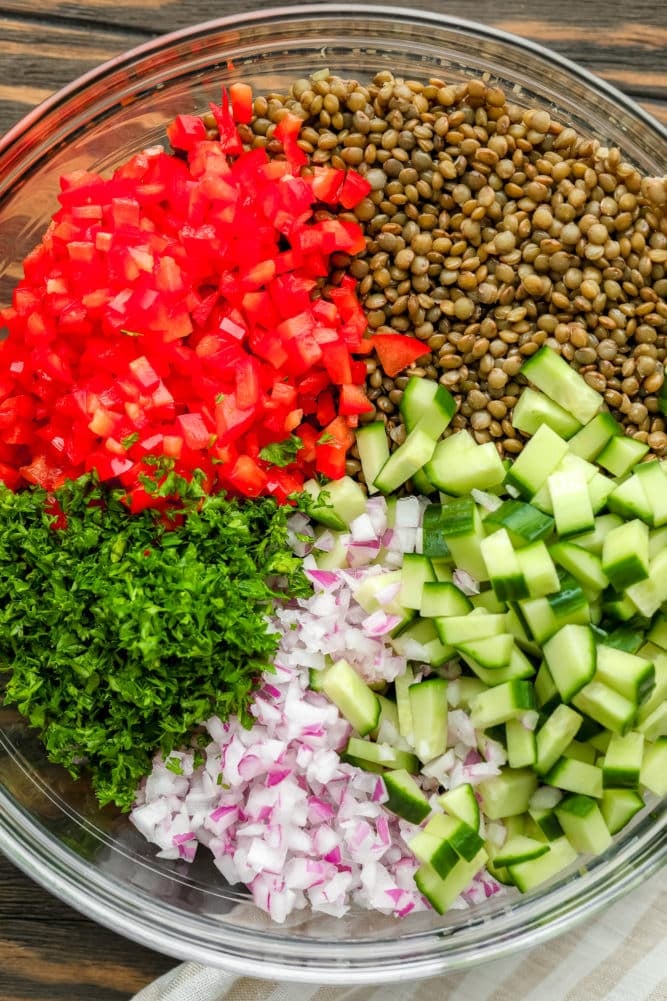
xmin=0 ymin=2 xmax=665 ymax=998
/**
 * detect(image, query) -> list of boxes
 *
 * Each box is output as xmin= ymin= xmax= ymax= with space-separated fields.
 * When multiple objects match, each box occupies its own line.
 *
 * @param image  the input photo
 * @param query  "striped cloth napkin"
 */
xmin=132 ymin=867 xmax=667 ymax=1001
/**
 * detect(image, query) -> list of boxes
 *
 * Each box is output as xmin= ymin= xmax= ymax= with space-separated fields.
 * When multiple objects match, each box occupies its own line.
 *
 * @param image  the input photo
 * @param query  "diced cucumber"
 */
xmin=354 ymin=570 xmax=405 ymax=616
xmin=548 ymin=467 xmax=595 ymax=537
xmin=435 ymin=612 xmax=507 ymax=647
xmin=535 ymin=661 xmax=560 ymax=713
xmin=441 ymin=504 xmax=488 ymax=581
xmin=632 ymin=460 xmax=667 ymax=526
xmin=504 ymin=424 xmax=570 ymax=499
xmin=400 ymin=375 xmax=456 ymax=436
xmin=437 ymin=782 xmax=480 ymax=830
xmin=466 ymin=645 xmax=536 ymax=687
xmin=535 ymin=703 xmax=584 ymax=776
xmin=516 ymin=541 xmax=560 ymax=598
xmin=422 ymin=504 xmax=452 ymax=559
xmin=373 ymin=693 xmax=409 ymax=748
xmin=413 ymin=848 xmax=488 ymax=914
xmin=512 ymin=387 xmax=582 ymax=439
xmin=597 ymin=434 xmax=651 ymax=478
xmin=400 ymin=553 xmax=436 ymax=610
xmin=601 ymin=787 xmax=645 ymax=835
xmin=478 ymin=768 xmax=538 ymax=819
xmin=569 ymin=513 xmax=623 ymax=555
xmin=555 ymin=795 xmax=612 ymax=854
xmin=382 ymin=769 xmax=432 ymax=823
xmin=420 ymin=580 xmax=472 ymax=618
xmin=506 ymin=605 xmax=542 ymax=656
xmin=426 ymin=432 xmax=505 ymax=495
xmin=506 ymin=717 xmax=537 ymax=768
xmin=639 ymin=737 xmax=667 ymax=796
xmin=391 ymin=617 xmax=454 ymax=667
xmin=355 ymin=422 xmax=390 ymax=496
xmin=545 ymin=756 xmax=603 ymax=798
xmin=543 ymin=624 xmax=596 ymax=702
xmin=493 ymin=834 xmax=550 ymax=867
xmin=373 ymin=427 xmax=437 ymax=494
xmin=456 ymin=633 xmax=515 ymax=670
xmin=549 ymin=540 xmax=609 ymax=593
xmin=395 ymin=666 xmax=415 ymax=746
xmin=472 ymin=589 xmax=507 ymax=614
xmin=481 ymin=528 xmax=528 ymax=601
xmin=409 ymin=678 xmax=448 ymax=762
xmin=636 ymin=702 xmax=667 ymax=741
xmin=507 ymin=836 xmax=578 ymax=892
xmin=602 ymin=731 xmax=644 ymax=788
xmin=595 ymin=645 xmax=655 ymax=706
xmin=521 ymin=345 xmax=603 ymax=424
xmin=601 ymin=519 xmax=650 ymax=590
xmin=647 ymin=614 xmax=667 ymax=651
xmin=345 ymin=736 xmax=420 ymax=773
xmin=528 ymin=805 xmax=564 ymax=841
xmin=568 ymin=411 xmax=621 ymax=461
xmin=483 ymin=498 xmax=555 ymax=545
xmin=573 ymin=680 xmax=637 ymax=736
xmin=410 ymin=832 xmax=459 ymax=879
xmin=649 ymin=525 xmax=667 ymax=559
xmin=606 ymin=472 xmax=653 ymax=523
xmin=635 ymin=651 xmax=667 ymax=722
xmin=321 ymin=659 xmax=380 ymax=737
xmin=422 ymin=813 xmax=485 ymax=862
xmin=303 ymin=476 xmax=368 ymax=530
xmin=587 ymin=471 xmax=617 ymax=514
xmin=625 ymin=548 xmax=667 ymax=618
xmin=562 ymin=739 xmax=596 ymax=764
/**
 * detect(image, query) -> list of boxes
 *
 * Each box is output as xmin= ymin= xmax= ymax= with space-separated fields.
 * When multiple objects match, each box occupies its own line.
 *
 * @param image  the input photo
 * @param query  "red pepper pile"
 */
xmin=0 ymin=87 xmax=426 ymax=509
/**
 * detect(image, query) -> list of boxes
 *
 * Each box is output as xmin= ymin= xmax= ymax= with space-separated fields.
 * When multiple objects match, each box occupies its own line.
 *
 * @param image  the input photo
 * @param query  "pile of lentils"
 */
xmin=207 ymin=70 xmax=667 ymax=468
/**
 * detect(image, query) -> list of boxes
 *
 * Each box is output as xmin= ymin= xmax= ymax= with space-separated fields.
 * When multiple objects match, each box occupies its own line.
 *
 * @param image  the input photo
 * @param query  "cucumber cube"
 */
xmin=545 ymin=756 xmax=603 ymax=798
xmin=568 ymin=410 xmax=621 ymax=461
xmin=400 ymin=376 xmax=456 ymax=435
xmin=400 ymin=553 xmax=436 ymax=610
xmin=505 ymin=717 xmax=537 ymax=768
xmin=505 ymin=424 xmax=570 ymax=499
xmin=477 ymin=768 xmax=538 ymax=819
xmin=543 ymin=623 xmax=596 ymax=702
xmin=409 ymin=677 xmax=448 ymax=763
xmin=409 ymin=831 xmax=460 ymax=879
xmin=597 ymin=434 xmax=650 ymax=478
xmin=355 ymin=422 xmax=390 ymax=495
xmin=640 ymin=737 xmax=667 ymax=796
xmin=600 ymin=787 xmax=645 ymax=835
xmin=493 ymin=834 xmax=550 ymax=867
xmin=512 ymin=387 xmax=582 ymax=439
xmin=303 ymin=475 xmax=367 ymax=530
xmin=535 ymin=703 xmax=584 ymax=775
xmin=548 ymin=467 xmax=594 ymax=536
xmin=321 ymin=658 xmax=380 ymax=736
xmin=373 ymin=427 xmax=437 ymax=494
xmin=345 ymin=737 xmax=420 ymax=773
xmin=426 ymin=433 xmax=505 ymax=495
xmin=481 ymin=527 xmax=528 ymax=601
xmin=422 ymin=813 xmax=484 ymax=861
xmin=625 ymin=548 xmax=667 ymax=618
xmin=601 ymin=518 xmax=650 ymax=590
xmin=383 ymin=769 xmax=432 ymax=823
xmin=595 ymin=645 xmax=655 ymax=706
xmin=573 ymin=680 xmax=637 ymax=736
xmin=602 ymin=731 xmax=644 ymax=788
xmin=390 ymin=617 xmax=454 ymax=667
xmin=507 ymin=836 xmax=578 ymax=892
xmin=470 ymin=679 xmax=535 ymax=729
xmin=516 ymin=540 xmax=560 ymax=598
xmin=483 ymin=498 xmax=555 ymax=545
xmin=437 ymin=782 xmax=480 ymax=831
xmin=413 ymin=848 xmax=488 ymax=914
xmin=456 ymin=633 xmax=515 ymax=670
xmin=520 ymin=345 xmax=603 ymax=424
xmin=420 ymin=580 xmax=472 ymax=618
xmin=555 ymin=795 xmax=612 ymax=854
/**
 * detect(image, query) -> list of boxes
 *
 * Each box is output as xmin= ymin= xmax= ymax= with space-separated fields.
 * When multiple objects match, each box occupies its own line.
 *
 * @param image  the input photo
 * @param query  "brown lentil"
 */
xmin=243 ymin=70 xmax=667 ymax=464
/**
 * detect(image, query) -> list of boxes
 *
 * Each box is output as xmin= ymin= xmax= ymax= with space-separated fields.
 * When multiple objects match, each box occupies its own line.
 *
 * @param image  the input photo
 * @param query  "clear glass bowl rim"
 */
xmin=0 ymin=4 xmax=665 ymax=984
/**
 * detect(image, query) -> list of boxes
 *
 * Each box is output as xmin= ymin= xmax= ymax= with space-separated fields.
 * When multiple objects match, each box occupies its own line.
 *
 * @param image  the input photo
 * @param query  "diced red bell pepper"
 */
xmin=371 ymin=333 xmax=429 ymax=378
xmin=338 ymin=383 xmax=373 ymax=416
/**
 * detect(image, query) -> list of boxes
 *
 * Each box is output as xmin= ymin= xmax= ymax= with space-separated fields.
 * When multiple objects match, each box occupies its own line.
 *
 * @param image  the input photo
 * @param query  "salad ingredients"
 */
xmin=0 ymin=88 xmax=376 ymax=506
xmin=242 ymin=71 xmax=667 ymax=463
xmin=0 ymin=474 xmax=308 ymax=810
xmin=132 ymin=498 xmax=504 ymax=921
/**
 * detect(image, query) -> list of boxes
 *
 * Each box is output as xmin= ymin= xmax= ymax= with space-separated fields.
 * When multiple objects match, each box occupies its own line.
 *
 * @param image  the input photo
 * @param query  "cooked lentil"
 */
xmin=209 ymin=70 xmax=667 ymax=467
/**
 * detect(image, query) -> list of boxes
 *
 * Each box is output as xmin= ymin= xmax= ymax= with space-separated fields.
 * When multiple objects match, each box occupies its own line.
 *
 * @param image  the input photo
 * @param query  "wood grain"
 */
xmin=0 ymin=853 xmax=172 ymax=999
xmin=0 ymin=1 xmax=665 ymax=998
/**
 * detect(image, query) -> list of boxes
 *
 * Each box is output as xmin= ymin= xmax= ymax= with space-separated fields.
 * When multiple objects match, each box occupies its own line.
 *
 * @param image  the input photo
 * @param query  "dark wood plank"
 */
xmin=0 ymin=853 xmax=172 ymax=1001
xmin=0 ymin=2 xmax=665 ymax=136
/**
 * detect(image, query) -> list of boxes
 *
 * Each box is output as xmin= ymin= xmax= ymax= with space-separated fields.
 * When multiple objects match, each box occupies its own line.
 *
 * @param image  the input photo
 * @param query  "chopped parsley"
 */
xmin=0 ymin=476 xmax=309 ymax=811
xmin=259 ymin=435 xmax=304 ymax=467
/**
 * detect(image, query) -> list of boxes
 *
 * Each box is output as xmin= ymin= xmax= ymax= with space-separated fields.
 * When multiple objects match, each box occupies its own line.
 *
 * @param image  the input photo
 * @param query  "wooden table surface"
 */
xmin=0 ymin=2 xmax=665 ymax=999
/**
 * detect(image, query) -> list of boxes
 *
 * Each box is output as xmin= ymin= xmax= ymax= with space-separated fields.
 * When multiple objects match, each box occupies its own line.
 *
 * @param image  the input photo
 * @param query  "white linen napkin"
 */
xmin=131 ymin=866 xmax=667 ymax=1001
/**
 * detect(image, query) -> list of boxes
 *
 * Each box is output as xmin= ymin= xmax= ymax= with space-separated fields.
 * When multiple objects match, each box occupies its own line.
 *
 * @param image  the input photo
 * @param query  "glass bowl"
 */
xmin=0 ymin=4 xmax=665 ymax=984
